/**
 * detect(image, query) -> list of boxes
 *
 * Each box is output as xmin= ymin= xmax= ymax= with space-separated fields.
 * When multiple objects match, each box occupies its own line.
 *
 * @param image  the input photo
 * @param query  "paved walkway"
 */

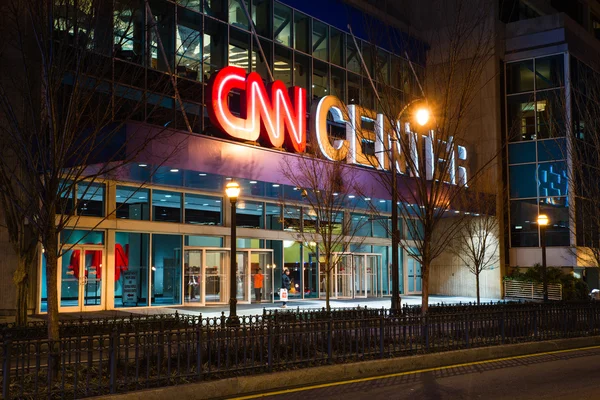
xmin=2 ymin=295 xmax=504 ymax=323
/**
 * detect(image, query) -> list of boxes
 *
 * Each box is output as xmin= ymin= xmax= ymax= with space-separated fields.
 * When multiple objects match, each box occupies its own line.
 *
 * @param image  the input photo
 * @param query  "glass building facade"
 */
xmin=38 ymin=0 xmax=425 ymax=313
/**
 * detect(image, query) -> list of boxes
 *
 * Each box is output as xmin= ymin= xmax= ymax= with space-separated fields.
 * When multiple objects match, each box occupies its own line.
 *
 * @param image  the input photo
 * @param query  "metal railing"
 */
xmin=2 ymin=302 xmax=599 ymax=399
xmin=504 ymin=280 xmax=563 ymax=300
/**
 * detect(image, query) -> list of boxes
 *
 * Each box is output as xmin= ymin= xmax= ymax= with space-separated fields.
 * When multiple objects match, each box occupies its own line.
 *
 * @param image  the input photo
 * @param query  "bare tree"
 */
xmin=342 ymin=0 xmax=499 ymax=313
xmin=0 ymin=0 xmax=188 ymax=367
xmin=448 ymin=182 xmax=500 ymax=304
xmin=279 ymin=149 xmax=368 ymax=311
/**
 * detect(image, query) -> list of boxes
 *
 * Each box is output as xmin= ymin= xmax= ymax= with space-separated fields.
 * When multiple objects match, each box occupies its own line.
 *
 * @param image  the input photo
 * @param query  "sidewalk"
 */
xmin=2 ymin=295 xmax=503 ymax=323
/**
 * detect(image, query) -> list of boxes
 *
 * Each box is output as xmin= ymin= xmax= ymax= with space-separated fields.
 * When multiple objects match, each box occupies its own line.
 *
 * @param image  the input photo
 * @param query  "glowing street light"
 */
xmin=226 ymin=181 xmax=241 ymax=325
xmin=415 ymin=108 xmax=430 ymax=126
xmin=538 ymin=214 xmax=549 ymax=302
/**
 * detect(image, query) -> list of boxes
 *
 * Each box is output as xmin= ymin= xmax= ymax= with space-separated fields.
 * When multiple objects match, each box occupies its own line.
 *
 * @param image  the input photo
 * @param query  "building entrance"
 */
xmin=58 ymin=246 xmax=105 ymax=312
xmin=331 ymin=253 xmax=381 ymax=299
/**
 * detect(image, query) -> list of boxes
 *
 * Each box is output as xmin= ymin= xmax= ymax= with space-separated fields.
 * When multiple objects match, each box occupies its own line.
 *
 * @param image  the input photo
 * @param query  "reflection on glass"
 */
xmin=153 ymin=190 xmax=182 ymax=222
xmin=265 ymin=203 xmax=282 ymax=230
xmin=114 ymin=232 xmax=149 ymax=308
xmin=203 ymin=19 xmax=226 ymax=80
xmin=537 ymin=161 xmax=568 ymax=197
xmin=294 ymin=12 xmax=309 ymax=53
xmin=348 ymin=73 xmax=360 ymax=104
xmin=229 ymin=0 xmax=249 ymax=29
xmin=184 ymin=193 xmax=222 ymax=225
xmin=185 ymin=250 xmax=202 ymax=302
xmin=331 ymin=67 xmax=345 ymax=101
xmin=176 ymin=8 xmax=202 ymax=80
xmin=507 ymin=94 xmax=535 ymax=141
xmin=151 ymin=234 xmax=182 ymax=306
xmin=205 ymin=250 xmax=228 ymax=303
xmin=236 ymin=200 xmax=264 ymax=228
xmin=274 ymin=45 xmax=292 ymax=86
xmin=252 ymin=0 xmax=271 ymax=37
xmin=77 ymin=182 xmax=105 ymax=217
xmin=535 ymin=55 xmax=564 ymax=90
xmin=507 ymin=60 xmax=534 ymax=94
xmin=117 ymin=186 xmax=150 ymax=220
xmin=229 ymin=28 xmax=251 ymax=71
xmin=274 ymin=2 xmax=292 ymax=46
xmin=312 ymin=20 xmax=328 ymax=61
xmin=510 ymin=199 xmax=539 ymax=247
xmin=113 ymin=0 xmax=143 ymax=62
xmin=313 ymin=61 xmax=328 ymax=100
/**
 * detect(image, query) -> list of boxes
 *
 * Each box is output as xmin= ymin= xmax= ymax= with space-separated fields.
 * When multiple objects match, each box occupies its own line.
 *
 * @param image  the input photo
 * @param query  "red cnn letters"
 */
xmin=206 ymin=66 xmax=306 ymax=153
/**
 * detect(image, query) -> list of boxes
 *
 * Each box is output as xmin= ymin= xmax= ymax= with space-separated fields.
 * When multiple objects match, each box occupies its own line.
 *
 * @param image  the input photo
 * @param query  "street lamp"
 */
xmin=537 ymin=214 xmax=549 ymax=302
xmin=390 ymin=102 xmax=430 ymax=312
xmin=226 ymin=181 xmax=241 ymax=325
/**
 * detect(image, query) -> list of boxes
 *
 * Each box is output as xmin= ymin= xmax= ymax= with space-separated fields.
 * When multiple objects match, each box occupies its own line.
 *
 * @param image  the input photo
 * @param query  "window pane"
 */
xmin=535 ymin=55 xmax=564 ymax=90
xmin=229 ymin=28 xmax=251 ymax=71
xmin=537 ymin=161 xmax=568 ymax=197
xmin=351 ymin=214 xmax=371 ymax=237
xmin=274 ymin=45 xmax=292 ymax=86
xmin=203 ymin=19 xmax=227 ymax=80
xmin=116 ymin=186 xmax=150 ymax=220
xmin=77 ymin=182 xmax=105 ymax=217
xmin=539 ymin=197 xmax=569 ymax=246
xmin=508 ymin=142 xmax=536 ymax=164
xmin=294 ymin=12 xmax=309 ymax=53
xmin=185 ymin=235 xmax=223 ymax=246
xmin=252 ymin=38 xmax=272 ymax=79
xmin=331 ymin=29 xmax=344 ymax=66
xmin=57 ymin=180 xmax=74 ymax=216
xmin=312 ymin=20 xmax=328 ymax=61
xmin=176 ymin=7 xmax=202 ymax=81
xmin=284 ymin=206 xmax=301 ymax=231
xmin=510 ymin=199 xmax=539 ymax=247
xmin=331 ymin=67 xmax=345 ymax=101
xmin=265 ymin=203 xmax=282 ymax=230
xmin=313 ymin=60 xmax=329 ymax=100
xmin=252 ymin=0 xmax=271 ymax=37
xmin=537 ymin=138 xmax=566 ymax=162
xmin=376 ymin=49 xmax=390 ymax=84
xmin=348 ymin=73 xmax=360 ymax=104
xmin=61 ymin=229 xmax=104 ymax=245
xmin=507 ymin=94 xmax=535 ymax=141
xmin=346 ymin=39 xmax=361 ymax=73
xmin=294 ymin=52 xmax=310 ymax=107
xmin=113 ymin=0 xmax=144 ymax=63
xmin=507 ymin=60 xmax=534 ymax=94
xmin=205 ymin=0 xmax=226 ymax=20
xmin=536 ymin=89 xmax=564 ymax=139
xmin=149 ymin=0 xmax=175 ymax=71
xmin=114 ymin=232 xmax=150 ymax=308
xmin=184 ymin=193 xmax=222 ymax=225
xmin=229 ymin=0 xmax=249 ymax=29
xmin=153 ymin=190 xmax=182 ymax=222
xmin=274 ymin=2 xmax=292 ymax=46
xmin=509 ymin=164 xmax=537 ymax=198
xmin=151 ymin=234 xmax=182 ymax=306
xmin=237 ymin=200 xmax=264 ymax=228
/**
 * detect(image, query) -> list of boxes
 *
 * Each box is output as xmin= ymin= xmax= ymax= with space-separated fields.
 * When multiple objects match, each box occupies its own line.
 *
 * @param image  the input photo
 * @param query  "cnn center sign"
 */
xmin=206 ymin=66 xmax=468 ymax=185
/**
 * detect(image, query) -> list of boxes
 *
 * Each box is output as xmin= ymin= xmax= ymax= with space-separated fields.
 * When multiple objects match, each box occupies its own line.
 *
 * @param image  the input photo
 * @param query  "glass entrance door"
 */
xmin=250 ymin=251 xmax=273 ymax=303
xmin=59 ymin=246 xmax=104 ymax=311
xmin=366 ymin=254 xmax=379 ymax=297
xmin=236 ymin=252 xmax=248 ymax=302
xmin=184 ymin=250 xmax=202 ymax=304
xmin=354 ymin=255 xmax=367 ymax=298
xmin=335 ymin=254 xmax=353 ymax=298
xmin=406 ymin=254 xmax=422 ymax=294
xmin=205 ymin=250 xmax=228 ymax=304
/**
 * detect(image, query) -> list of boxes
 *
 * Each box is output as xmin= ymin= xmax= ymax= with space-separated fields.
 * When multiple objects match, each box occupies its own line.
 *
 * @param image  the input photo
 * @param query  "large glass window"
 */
xmin=507 ymin=94 xmax=535 ymax=141
xmin=313 ymin=60 xmax=329 ymax=100
xmin=294 ymin=12 xmax=309 ymax=53
xmin=348 ymin=73 xmax=360 ymax=104
xmin=203 ymin=19 xmax=227 ymax=80
xmin=252 ymin=0 xmax=271 ymax=37
xmin=507 ymin=60 xmax=534 ymax=94
xmin=312 ymin=20 xmax=328 ymax=61
xmin=184 ymin=193 xmax=222 ymax=225
xmin=229 ymin=28 xmax=251 ymax=71
xmin=236 ymin=200 xmax=264 ymax=228
xmin=253 ymin=38 xmax=272 ymax=79
xmin=274 ymin=45 xmax=292 ymax=86
xmin=508 ymin=142 xmax=536 ymax=164
xmin=375 ymin=49 xmax=390 ymax=84
xmin=537 ymin=161 xmax=568 ymax=197
xmin=537 ymin=138 xmax=566 ymax=162
xmin=346 ymin=38 xmax=361 ymax=73
xmin=151 ymin=234 xmax=182 ymax=306
xmin=273 ymin=3 xmax=292 ymax=46
xmin=229 ymin=0 xmax=249 ymax=29
xmin=113 ymin=1 xmax=144 ymax=63
xmin=509 ymin=164 xmax=537 ymax=198
xmin=536 ymin=89 xmax=564 ymax=138
xmin=116 ymin=186 xmax=150 ymax=220
xmin=284 ymin=206 xmax=301 ymax=231
xmin=114 ymin=232 xmax=150 ymax=308
xmin=266 ymin=203 xmax=282 ymax=230
xmin=535 ymin=55 xmax=564 ymax=90
xmin=294 ymin=52 xmax=310 ymax=104
xmin=331 ymin=29 xmax=344 ymax=66
xmin=351 ymin=213 xmax=371 ymax=237
xmin=510 ymin=199 xmax=539 ymax=247
xmin=176 ymin=7 xmax=202 ymax=81
xmin=152 ymin=190 xmax=182 ymax=222
xmin=185 ymin=235 xmax=223 ymax=246
xmin=539 ymin=197 xmax=569 ymax=246
xmin=149 ymin=0 xmax=175 ymax=72
xmin=77 ymin=182 xmax=105 ymax=217
xmin=331 ymin=67 xmax=345 ymax=101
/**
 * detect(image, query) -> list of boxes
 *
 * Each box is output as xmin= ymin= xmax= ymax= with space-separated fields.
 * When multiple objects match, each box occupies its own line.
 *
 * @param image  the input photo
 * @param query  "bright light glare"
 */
xmin=415 ymin=108 xmax=430 ymax=126
xmin=537 ymin=214 xmax=549 ymax=226
xmin=225 ymin=182 xmax=241 ymax=200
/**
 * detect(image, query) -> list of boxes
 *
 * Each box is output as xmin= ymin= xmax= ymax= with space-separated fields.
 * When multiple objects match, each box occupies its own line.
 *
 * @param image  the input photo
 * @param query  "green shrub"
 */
xmin=504 ymin=264 xmax=589 ymax=301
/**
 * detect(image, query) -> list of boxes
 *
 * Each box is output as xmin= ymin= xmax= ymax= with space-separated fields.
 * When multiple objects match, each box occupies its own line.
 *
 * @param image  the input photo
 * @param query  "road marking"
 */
xmin=228 ymin=345 xmax=600 ymax=399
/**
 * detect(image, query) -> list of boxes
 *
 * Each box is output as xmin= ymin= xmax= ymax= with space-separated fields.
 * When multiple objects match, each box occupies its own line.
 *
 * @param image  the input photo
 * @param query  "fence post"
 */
xmin=267 ymin=321 xmax=273 ymax=372
xmin=109 ymin=328 xmax=118 ymax=394
xmin=500 ymin=310 xmax=506 ymax=343
xmin=327 ymin=318 xmax=333 ymax=364
xmin=533 ymin=308 xmax=538 ymax=339
xmin=424 ymin=315 xmax=430 ymax=352
xmin=2 ymin=335 xmax=10 ymax=400
xmin=464 ymin=314 xmax=469 ymax=349
xmin=196 ymin=319 xmax=203 ymax=380
xmin=379 ymin=313 xmax=384 ymax=358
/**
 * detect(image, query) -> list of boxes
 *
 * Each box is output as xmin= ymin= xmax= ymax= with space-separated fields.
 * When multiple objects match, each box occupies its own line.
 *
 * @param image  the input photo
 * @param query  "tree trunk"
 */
xmin=421 ymin=263 xmax=430 ymax=315
xmin=325 ymin=267 xmax=331 ymax=313
xmin=13 ymin=257 xmax=29 ymax=326
xmin=45 ymin=232 xmax=60 ymax=381
xmin=476 ymin=272 xmax=480 ymax=305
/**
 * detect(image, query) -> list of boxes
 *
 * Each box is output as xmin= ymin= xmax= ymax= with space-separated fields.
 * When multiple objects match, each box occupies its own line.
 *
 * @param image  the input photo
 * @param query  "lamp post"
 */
xmin=226 ymin=181 xmax=241 ymax=325
xmin=538 ymin=214 xmax=549 ymax=302
xmin=390 ymin=102 xmax=430 ymax=312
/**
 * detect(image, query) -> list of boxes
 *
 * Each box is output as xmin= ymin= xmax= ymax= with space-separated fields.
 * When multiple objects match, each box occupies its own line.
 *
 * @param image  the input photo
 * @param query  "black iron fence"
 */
xmin=2 ymin=302 xmax=600 ymax=399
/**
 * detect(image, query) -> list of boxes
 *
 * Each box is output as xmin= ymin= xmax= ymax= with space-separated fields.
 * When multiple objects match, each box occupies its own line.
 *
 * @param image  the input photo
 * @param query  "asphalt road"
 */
xmin=232 ymin=346 xmax=600 ymax=400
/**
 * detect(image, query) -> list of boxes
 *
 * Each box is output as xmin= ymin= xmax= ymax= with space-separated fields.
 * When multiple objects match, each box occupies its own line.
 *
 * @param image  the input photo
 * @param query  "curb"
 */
xmin=102 ymin=336 xmax=600 ymax=400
